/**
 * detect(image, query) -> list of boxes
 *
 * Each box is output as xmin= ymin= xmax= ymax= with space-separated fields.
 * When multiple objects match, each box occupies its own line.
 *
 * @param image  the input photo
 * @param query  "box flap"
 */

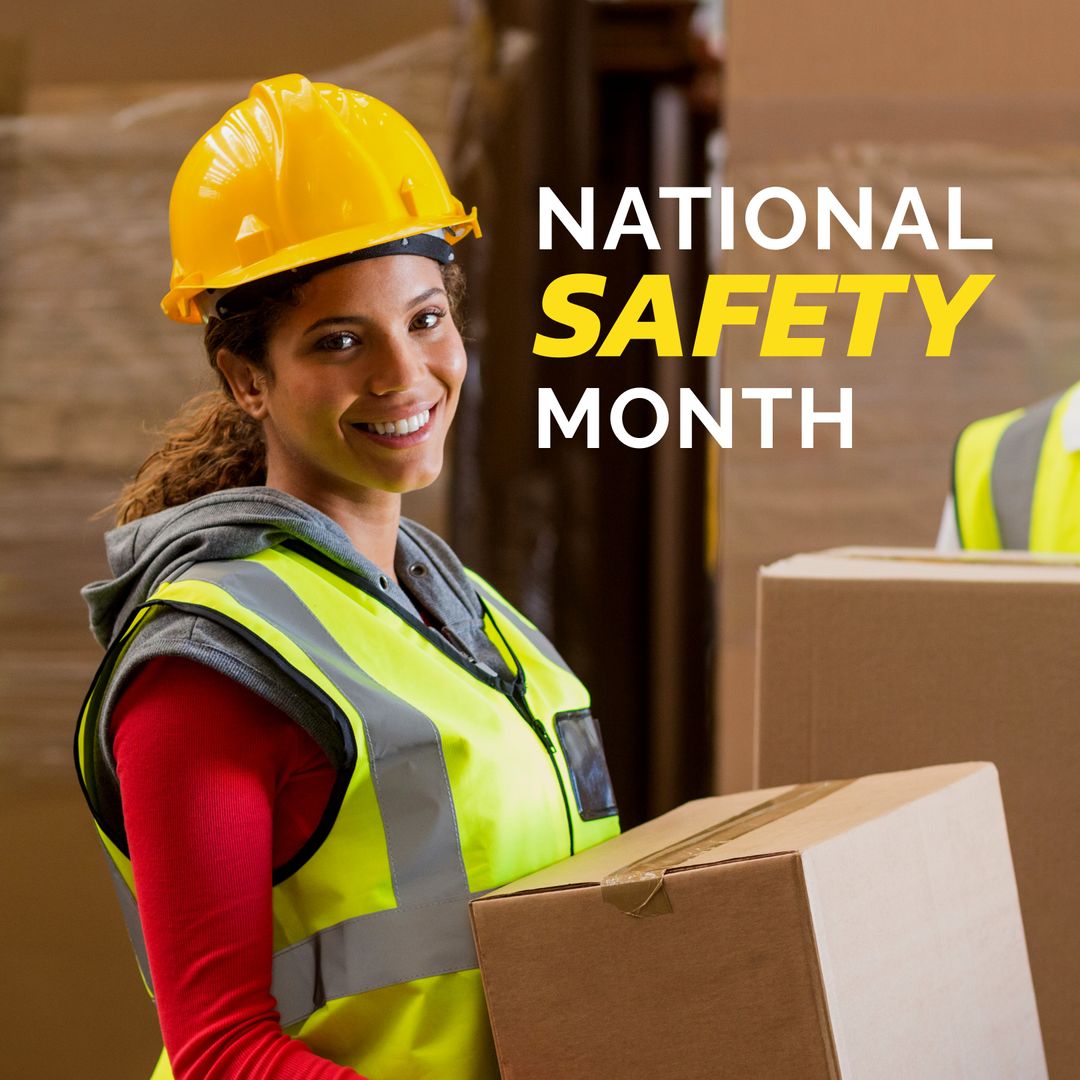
xmin=477 ymin=763 xmax=993 ymax=904
xmin=478 ymin=786 xmax=793 ymax=899
xmin=763 ymin=546 xmax=1080 ymax=584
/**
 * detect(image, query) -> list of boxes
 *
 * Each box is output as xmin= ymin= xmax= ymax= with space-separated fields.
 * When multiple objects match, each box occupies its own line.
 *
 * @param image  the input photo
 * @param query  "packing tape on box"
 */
xmin=834 ymin=549 xmax=1080 ymax=570
xmin=601 ymin=779 xmax=854 ymax=917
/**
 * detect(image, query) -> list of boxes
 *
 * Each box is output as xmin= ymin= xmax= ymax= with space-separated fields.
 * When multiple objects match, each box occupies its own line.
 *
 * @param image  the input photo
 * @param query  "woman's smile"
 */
xmin=348 ymin=401 xmax=439 ymax=447
xmin=355 ymin=404 xmax=433 ymax=438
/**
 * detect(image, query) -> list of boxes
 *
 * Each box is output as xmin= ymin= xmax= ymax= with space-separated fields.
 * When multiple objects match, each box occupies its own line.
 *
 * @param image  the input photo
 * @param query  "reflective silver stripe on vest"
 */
xmin=122 ymin=557 xmax=478 ymax=1025
xmin=471 ymin=579 xmax=572 ymax=674
xmin=102 ymin=846 xmax=154 ymax=997
xmin=271 ymin=889 xmax=488 ymax=1028
xmin=991 ymin=392 xmax=1060 ymax=548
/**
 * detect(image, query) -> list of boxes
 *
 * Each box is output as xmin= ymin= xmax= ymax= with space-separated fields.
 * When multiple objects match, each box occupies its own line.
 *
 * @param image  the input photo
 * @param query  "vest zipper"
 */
xmin=506 ymin=675 xmax=576 ymax=857
xmin=281 ymin=539 xmax=578 ymax=855
xmin=440 ymin=625 xmax=498 ymax=679
xmin=485 ymin=609 xmax=577 ymax=858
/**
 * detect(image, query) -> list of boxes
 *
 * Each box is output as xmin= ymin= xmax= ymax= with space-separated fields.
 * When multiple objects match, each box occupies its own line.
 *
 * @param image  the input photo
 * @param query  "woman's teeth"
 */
xmin=364 ymin=408 xmax=430 ymax=436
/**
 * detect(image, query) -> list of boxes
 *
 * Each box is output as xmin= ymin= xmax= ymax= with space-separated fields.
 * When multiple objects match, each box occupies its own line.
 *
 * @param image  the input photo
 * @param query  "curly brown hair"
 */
xmin=111 ymin=261 xmax=465 ymax=525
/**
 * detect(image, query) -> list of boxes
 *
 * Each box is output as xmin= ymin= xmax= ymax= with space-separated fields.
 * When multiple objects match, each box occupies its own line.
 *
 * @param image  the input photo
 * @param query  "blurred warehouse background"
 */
xmin=3 ymin=0 xmax=1080 ymax=1075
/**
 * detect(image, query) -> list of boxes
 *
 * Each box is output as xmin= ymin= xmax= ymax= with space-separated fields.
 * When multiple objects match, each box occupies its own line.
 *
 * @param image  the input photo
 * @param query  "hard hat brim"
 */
xmin=162 ymin=210 xmax=480 ymax=324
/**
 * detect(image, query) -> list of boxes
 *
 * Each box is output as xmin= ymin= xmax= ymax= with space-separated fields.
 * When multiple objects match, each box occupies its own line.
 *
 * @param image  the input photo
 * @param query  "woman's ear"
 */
xmin=216 ymin=349 xmax=270 ymax=421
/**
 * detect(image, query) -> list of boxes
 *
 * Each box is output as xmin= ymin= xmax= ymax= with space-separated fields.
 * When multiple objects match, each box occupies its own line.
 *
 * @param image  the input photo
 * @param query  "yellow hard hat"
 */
xmin=161 ymin=73 xmax=480 ymax=323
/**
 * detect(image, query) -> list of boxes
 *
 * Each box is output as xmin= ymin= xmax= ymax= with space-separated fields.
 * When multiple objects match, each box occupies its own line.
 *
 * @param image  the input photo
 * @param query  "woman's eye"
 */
xmin=411 ymin=308 xmax=445 ymax=331
xmin=317 ymin=331 xmax=360 ymax=351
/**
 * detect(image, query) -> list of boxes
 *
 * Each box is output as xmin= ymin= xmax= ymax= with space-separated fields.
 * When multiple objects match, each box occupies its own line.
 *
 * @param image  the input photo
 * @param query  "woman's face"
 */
xmin=244 ymin=255 xmax=465 ymax=504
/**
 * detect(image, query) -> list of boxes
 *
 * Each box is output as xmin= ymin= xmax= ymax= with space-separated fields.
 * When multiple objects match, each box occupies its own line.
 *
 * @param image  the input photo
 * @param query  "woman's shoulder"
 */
xmin=108 ymin=607 xmax=347 ymax=767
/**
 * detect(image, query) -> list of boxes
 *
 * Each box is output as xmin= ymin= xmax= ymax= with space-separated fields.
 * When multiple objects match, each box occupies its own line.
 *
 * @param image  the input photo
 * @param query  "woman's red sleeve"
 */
xmin=112 ymin=655 xmax=366 ymax=1080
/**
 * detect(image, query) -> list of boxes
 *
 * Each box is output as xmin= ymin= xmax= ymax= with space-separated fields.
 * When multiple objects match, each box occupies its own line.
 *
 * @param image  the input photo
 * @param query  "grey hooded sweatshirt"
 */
xmin=81 ymin=487 xmax=510 ymax=832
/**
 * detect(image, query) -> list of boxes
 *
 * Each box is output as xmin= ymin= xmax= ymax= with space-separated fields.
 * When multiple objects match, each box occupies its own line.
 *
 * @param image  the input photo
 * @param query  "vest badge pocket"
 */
xmin=554 ymin=709 xmax=618 ymax=821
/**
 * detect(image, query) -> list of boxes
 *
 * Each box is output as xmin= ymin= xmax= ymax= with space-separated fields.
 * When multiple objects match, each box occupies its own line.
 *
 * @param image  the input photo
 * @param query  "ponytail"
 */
xmin=112 ymin=391 xmax=266 ymax=525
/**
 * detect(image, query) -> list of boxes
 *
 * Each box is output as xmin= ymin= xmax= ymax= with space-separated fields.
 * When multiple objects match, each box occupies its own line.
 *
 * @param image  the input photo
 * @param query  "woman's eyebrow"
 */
xmin=301 ymin=288 xmax=447 ymax=336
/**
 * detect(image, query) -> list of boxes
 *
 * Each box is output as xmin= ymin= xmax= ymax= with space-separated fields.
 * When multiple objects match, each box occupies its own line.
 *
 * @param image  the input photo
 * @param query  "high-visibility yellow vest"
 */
xmin=953 ymin=382 xmax=1080 ymax=551
xmin=75 ymin=541 xmax=620 ymax=1079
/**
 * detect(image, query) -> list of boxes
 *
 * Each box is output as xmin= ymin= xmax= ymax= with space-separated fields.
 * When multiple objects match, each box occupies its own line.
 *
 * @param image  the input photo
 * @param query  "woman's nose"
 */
xmin=367 ymin=334 xmax=424 ymax=396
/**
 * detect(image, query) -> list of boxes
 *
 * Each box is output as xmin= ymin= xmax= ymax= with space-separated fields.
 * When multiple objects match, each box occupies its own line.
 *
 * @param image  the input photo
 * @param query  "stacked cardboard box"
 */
xmin=471 ymin=762 xmax=1044 ymax=1079
xmin=755 ymin=548 xmax=1080 ymax=1077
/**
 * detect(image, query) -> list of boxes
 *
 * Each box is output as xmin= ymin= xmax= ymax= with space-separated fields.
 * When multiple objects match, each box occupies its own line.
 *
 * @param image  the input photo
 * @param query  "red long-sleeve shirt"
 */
xmin=112 ymin=655 xmax=366 ymax=1080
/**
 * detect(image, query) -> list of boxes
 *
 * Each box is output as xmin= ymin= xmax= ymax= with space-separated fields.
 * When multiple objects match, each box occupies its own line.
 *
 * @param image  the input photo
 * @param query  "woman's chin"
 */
xmin=355 ymin=460 xmax=443 ymax=496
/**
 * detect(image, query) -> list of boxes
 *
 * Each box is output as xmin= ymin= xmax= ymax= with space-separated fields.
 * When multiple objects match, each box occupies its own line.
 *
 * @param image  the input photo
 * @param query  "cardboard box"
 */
xmin=755 ymin=547 xmax=1080 ymax=1077
xmin=470 ymin=762 xmax=1044 ymax=1079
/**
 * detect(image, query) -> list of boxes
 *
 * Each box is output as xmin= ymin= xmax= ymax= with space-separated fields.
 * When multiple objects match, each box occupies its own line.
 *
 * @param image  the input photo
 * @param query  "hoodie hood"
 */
xmin=82 ymin=487 xmax=395 ymax=648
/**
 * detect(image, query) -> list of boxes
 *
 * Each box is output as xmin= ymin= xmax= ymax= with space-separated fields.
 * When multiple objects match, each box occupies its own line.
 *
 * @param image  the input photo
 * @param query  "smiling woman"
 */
xmin=73 ymin=74 xmax=620 ymax=1080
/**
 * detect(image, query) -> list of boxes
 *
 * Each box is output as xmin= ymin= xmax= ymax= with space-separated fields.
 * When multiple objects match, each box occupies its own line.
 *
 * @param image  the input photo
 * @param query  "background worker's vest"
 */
xmin=75 ymin=541 xmax=621 ymax=1080
xmin=953 ymin=381 xmax=1080 ymax=551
